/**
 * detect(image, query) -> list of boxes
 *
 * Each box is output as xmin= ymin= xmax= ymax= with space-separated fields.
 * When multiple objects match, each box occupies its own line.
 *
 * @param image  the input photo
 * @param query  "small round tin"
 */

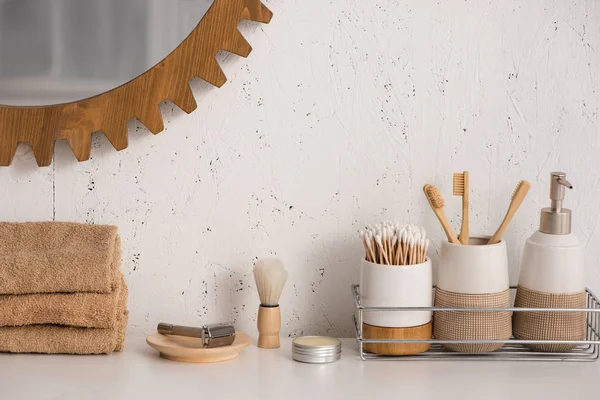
xmin=292 ymin=336 xmax=342 ymax=364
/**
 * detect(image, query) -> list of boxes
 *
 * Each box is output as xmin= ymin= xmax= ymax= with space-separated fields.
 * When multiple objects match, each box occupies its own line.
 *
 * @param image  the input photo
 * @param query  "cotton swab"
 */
xmin=360 ymin=222 xmax=429 ymax=266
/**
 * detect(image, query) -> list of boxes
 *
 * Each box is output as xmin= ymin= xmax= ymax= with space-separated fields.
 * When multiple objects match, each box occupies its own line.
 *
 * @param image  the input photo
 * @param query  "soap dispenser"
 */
xmin=513 ymin=172 xmax=586 ymax=352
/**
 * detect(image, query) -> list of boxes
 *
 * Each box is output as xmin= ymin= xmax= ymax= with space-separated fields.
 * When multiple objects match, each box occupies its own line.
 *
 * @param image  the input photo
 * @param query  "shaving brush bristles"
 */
xmin=254 ymin=258 xmax=287 ymax=349
xmin=253 ymin=258 xmax=288 ymax=306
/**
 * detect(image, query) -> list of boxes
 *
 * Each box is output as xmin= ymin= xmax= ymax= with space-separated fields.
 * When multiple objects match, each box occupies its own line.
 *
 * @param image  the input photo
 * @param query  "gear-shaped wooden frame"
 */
xmin=0 ymin=0 xmax=272 ymax=166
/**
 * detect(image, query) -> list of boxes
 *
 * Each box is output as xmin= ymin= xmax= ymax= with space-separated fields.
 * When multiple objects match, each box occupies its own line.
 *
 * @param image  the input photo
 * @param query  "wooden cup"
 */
xmin=363 ymin=322 xmax=432 ymax=355
xmin=257 ymin=305 xmax=281 ymax=348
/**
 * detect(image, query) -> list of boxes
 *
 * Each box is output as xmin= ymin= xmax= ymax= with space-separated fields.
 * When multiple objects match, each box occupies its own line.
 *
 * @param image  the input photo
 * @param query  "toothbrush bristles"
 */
xmin=424 ymin=184 xmax=445 ymax=208
xmin=511 ymin=180 xmax=531 ymax=199
xmin=511 ymin=181 xmax=522 ymax=199
xmin=453 ymin=173 xmax=465 ymax=196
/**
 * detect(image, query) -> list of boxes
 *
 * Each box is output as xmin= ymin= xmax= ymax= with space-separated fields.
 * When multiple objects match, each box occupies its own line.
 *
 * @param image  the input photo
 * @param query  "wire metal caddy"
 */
xmin=352 ymin=284 xmax=600 ymax=361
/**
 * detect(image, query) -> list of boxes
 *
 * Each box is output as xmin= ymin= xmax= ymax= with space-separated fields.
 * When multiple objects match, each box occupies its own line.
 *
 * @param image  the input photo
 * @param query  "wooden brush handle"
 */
xmin=435 ymin=208 xmax=460 ymax=244
xmin=488 ymin=214 xmax=513 ymax=245
xmin=257 ymin=305 xmax=281 ymax=348
xmin=488 ymin=184 xmax=530 ymax=245
xmin=459 ymin=172 xmax=469 ymax=245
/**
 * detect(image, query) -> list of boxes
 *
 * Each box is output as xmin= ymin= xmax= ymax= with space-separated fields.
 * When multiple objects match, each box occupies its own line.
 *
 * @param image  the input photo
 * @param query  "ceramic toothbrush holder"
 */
xmin=359 ymin=258 xmax=432 ymax=355
xmin=434 ymin=236 xmax=512 ymax=353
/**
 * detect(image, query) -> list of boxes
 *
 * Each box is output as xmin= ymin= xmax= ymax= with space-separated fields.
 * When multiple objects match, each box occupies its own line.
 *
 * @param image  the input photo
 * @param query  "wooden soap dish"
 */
xmin=146 ymin=332 xmax=252 ymax=363
xmin=363 ymin=322 xmax=432 ymax=355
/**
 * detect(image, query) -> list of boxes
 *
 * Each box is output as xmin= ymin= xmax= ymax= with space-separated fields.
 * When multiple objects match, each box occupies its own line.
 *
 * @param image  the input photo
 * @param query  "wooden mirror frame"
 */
xmin=0 ymin=0 xmax=272 ymax=166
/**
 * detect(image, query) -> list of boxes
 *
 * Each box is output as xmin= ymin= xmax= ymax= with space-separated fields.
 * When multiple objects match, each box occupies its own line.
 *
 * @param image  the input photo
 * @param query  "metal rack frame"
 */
xmin=352 ymin=284 xmax=600 ymax=361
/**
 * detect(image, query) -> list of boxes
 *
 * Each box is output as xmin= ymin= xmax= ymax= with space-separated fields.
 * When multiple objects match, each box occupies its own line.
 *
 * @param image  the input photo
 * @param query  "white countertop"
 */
xmin=1 ymin=338 xmax=599 ymax=400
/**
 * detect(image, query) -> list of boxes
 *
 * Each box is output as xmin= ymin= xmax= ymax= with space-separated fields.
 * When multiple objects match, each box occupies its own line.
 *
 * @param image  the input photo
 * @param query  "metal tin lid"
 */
xmin=292 ymin=336 xmax=341 ymax=364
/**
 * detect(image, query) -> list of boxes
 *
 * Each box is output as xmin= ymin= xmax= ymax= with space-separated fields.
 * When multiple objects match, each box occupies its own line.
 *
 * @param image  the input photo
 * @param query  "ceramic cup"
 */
xmin=360 ymin=258 xmax=432 ymax=328
xmin=437 ymin=237 xmax=509 ymax=293
xmin=434 ymin=236 xmax=512 ymax=353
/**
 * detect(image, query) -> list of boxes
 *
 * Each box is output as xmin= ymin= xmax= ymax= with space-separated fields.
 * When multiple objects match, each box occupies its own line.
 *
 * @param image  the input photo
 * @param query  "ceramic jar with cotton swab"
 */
xmin=359 ymin=222 xmax=433 ymax=355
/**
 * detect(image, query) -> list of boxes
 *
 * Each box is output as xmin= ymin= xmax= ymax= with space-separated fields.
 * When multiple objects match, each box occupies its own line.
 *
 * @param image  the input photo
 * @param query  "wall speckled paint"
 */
xmin=1 ymin=0 xmax=599 ymax=338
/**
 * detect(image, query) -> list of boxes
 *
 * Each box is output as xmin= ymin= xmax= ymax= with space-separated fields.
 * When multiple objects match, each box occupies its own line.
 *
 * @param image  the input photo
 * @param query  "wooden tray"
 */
xmin=146 ymin=332 xmax=252 ymax=363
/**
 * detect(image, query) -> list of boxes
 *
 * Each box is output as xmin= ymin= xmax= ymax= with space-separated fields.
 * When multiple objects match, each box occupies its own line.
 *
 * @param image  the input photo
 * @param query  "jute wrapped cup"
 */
xmin=434 ymin=237 xmax=512 ymax=353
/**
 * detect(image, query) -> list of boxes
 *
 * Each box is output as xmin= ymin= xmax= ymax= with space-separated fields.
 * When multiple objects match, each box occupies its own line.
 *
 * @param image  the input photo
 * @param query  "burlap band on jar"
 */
xmin=434 ymin=288 xmax=512 ymax=353
xmin=513 ymin=285 xmax=586 ymax=352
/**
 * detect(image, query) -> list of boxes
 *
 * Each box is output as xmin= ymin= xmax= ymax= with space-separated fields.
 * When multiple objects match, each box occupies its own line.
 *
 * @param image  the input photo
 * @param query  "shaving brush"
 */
xmin=253 ymin=258 xmax=288 ymax=348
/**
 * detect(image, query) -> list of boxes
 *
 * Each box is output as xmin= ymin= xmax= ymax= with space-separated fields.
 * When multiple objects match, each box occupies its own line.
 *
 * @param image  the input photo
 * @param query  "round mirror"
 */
xmin=0 ymin=0 xmax=273 ymax=166
xmin=0 ymin=0 xmax=214 ymax=106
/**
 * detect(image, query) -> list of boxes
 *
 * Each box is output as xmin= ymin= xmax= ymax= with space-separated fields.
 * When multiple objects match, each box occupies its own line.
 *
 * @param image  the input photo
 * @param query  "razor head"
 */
xmin=157 ymin=322 xmax=236 ymax=348
xmin=203 ymin=324 xmax=236 ymax=348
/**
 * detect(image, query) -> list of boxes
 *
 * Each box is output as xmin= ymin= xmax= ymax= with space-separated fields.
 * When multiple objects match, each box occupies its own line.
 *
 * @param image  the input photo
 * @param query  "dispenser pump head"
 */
xmin=540 ymin=172 xmax=573 ymax=234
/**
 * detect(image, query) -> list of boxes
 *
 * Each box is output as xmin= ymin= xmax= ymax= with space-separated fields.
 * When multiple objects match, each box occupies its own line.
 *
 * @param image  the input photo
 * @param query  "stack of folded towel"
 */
xmin=0 ymin=222 xmax=128 ymax=354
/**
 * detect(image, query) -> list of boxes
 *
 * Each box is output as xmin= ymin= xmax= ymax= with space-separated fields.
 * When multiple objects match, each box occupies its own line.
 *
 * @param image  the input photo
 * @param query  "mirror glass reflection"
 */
xmin=0 ymin=0 xmax=214 ymax=106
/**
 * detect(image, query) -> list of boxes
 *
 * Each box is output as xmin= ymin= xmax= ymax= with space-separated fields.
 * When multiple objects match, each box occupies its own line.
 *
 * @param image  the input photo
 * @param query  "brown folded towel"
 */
xmin=0 ymin=274 xmax=126 ymax=329
xmin=0 ymin=310 xmax=129 ymax=354
xmin=0 ymin=280 xmax=128 ymax=354
xmin=0 ymin=222 xmax=119 ymax=295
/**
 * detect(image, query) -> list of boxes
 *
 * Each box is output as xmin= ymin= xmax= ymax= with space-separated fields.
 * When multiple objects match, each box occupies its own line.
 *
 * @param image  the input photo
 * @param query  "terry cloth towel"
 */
xmin=0 ymin=281 xmax=128 ymax=354
xmin=0 ymin=221 xmax=119 ymax=295
xmin=0 ymin=310 xmax=129 ymax=354
xmin=0 ymin=274 xmax=126 ymax=329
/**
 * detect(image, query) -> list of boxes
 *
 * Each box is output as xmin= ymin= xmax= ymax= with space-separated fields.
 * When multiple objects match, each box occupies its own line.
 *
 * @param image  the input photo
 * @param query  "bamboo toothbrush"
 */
xmin=253 ymin=258 xmax=288 ymax=349
xmin=488 ymin=180 xmax=531 ymax=245
xmin=423 ymin=184 xmax=460 ymax=244
xmin=453 ymin=171 xmax=470 ymax=245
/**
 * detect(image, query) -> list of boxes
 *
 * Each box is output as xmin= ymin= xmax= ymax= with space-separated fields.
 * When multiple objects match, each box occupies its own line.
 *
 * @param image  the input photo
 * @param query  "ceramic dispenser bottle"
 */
xmin=513 ymin=172 xmax=586 ymax=352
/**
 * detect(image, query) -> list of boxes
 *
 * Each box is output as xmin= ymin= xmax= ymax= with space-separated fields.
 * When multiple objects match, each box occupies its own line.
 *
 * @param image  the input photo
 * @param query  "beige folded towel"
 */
xmin=0 ymin=222 xmax=119 ymax=295
xmin=0 ymin=274 xmax=126 ymax=329
xmin=0 ymin=280 xmax=128 ymax=354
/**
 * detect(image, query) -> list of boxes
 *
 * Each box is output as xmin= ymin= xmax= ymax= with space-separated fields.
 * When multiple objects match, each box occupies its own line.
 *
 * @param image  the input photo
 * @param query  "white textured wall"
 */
xmin=1 ymin=0 xmax=599 ymax=338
